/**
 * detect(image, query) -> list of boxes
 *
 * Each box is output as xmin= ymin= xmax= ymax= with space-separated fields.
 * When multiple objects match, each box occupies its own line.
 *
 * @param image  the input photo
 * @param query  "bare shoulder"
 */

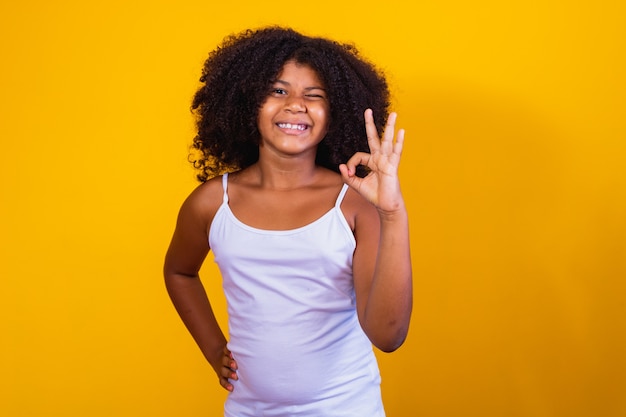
xmin=178 ymin=175 xmax=225 ymax=226
xmin=165 ymin=175 xmax=226 ymax=275
xmin=340 ymin=185 xmax=379 ymax=232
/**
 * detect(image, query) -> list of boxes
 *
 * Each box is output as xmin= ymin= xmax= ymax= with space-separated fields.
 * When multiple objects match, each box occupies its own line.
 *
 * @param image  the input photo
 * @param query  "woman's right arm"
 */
xmin=163 ymin=181 xmax=238 ymax=391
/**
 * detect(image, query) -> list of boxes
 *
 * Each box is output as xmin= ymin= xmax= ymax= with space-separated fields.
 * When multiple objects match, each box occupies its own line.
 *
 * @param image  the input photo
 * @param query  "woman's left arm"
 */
xmin=339 ymin=109 xmax=413 ymax=352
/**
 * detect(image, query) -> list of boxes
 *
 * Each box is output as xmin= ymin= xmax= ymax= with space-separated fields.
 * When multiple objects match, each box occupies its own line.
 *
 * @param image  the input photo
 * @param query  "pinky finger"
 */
xmin=221 ymin=378 xmax=234 ymax=392
xmin=394 ymin=128 xmax=406 ymax=156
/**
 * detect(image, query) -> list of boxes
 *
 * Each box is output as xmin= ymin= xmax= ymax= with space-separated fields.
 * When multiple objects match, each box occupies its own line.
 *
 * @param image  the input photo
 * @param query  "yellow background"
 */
xmin=1 ymin=1 xmax=624 ymax=416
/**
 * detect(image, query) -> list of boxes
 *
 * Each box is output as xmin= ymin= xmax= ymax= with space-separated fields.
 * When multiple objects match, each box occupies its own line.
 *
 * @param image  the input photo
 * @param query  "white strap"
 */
xmin=335 ymin=184 xmax=349 ymax=207
xmin=221 ymin=173 xmax=229 ymax=203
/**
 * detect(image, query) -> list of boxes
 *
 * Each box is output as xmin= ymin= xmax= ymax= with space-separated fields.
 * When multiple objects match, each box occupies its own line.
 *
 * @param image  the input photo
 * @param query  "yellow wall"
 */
xmin=1 ymin=1 xmax=624 ymax=416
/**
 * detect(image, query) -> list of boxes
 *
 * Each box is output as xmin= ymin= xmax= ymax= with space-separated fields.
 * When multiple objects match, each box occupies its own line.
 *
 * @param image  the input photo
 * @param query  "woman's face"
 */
xmin=257 ymin=60 xmax=330 ymax=160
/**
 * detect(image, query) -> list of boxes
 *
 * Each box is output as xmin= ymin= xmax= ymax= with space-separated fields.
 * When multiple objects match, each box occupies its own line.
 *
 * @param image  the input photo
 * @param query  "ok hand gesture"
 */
xmin=339 ymin=109 xmax=406 ymax=214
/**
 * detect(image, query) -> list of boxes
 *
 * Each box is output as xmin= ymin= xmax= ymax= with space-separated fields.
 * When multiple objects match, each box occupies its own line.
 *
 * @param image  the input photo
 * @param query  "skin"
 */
xmin=163 ymin=61 xmax=412 ymax=393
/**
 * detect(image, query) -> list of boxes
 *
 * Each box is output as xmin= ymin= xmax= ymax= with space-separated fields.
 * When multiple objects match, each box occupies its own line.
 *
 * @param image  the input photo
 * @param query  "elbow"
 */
xmin=360 ymin=301 xmax=413 ymax=352
xmin=163 ymin=268 xmax=200 ymax=294
xmin=374 ymin=332 xmax=408 ymax=353
xmin=368 ymin=321 xmax=410 ymax=353
xmin=163 ymin=268 xmax=178 ymax=289
xmin=361 ymin=310 xmax=412 ymax=353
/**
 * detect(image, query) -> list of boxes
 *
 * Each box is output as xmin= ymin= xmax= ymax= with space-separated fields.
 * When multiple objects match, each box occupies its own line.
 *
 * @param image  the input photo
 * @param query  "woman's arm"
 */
xmin=340 ymin=110 xmax=413 ymax=352
xmin=163 ymin=182 xmax=238 ymax=391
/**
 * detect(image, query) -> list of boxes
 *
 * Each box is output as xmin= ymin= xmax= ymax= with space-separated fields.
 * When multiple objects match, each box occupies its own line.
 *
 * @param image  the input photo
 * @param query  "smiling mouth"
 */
xmin=277 ymin=123 xmax=309 ymax=131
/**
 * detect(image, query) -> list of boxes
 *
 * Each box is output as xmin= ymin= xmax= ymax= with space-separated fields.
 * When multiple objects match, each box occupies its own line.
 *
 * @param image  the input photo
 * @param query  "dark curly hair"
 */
xmin=190 ymin=26 xmax=390 ymax=182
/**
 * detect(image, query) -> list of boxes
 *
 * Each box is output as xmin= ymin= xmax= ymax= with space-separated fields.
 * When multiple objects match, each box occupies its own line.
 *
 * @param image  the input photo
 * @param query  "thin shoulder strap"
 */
xmin=335 ymin=183 xmax=350 ymax=208
xmin=221 ymin=173 xmax=229 ymax=203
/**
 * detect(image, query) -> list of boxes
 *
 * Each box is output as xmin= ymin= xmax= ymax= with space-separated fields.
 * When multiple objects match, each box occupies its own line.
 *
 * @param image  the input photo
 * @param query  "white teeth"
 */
xmin=278 ymin=123 xmax=307 ymax=131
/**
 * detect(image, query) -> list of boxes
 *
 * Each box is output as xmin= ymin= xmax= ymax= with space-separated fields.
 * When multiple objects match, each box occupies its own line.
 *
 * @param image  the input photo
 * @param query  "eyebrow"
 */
xmin=273 ymin=79 xmax=326 ymax=91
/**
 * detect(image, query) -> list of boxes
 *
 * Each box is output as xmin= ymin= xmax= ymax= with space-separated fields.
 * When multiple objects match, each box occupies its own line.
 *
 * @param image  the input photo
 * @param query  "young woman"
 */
xmin=164 ymin=27 xmax=412 ymax=416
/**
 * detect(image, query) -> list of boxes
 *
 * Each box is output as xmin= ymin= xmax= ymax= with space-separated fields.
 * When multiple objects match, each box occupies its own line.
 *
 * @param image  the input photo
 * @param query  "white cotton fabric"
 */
xmin=209 ymin=173 xmax=385 ymax=417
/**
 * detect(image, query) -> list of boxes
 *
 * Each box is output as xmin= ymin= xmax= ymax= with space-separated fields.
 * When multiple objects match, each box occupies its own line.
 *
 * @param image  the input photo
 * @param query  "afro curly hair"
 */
xmin=190 ymin=26 xmax=390 ymax=182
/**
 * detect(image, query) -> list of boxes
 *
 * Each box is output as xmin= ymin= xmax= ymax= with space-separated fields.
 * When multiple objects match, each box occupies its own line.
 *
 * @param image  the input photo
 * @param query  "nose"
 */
xmin=285 ymin=95 xmax=306 ymax=112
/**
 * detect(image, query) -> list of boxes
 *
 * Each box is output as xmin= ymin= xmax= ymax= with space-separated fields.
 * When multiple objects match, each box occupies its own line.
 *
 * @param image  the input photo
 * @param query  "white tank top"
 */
xmin=209 ymin=173 xmax=385 ymax=417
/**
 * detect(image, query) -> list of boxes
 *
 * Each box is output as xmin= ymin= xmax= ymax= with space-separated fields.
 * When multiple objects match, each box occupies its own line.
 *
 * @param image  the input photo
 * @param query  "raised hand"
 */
xmin=339 ymin=109 xmax=406 ymax=214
